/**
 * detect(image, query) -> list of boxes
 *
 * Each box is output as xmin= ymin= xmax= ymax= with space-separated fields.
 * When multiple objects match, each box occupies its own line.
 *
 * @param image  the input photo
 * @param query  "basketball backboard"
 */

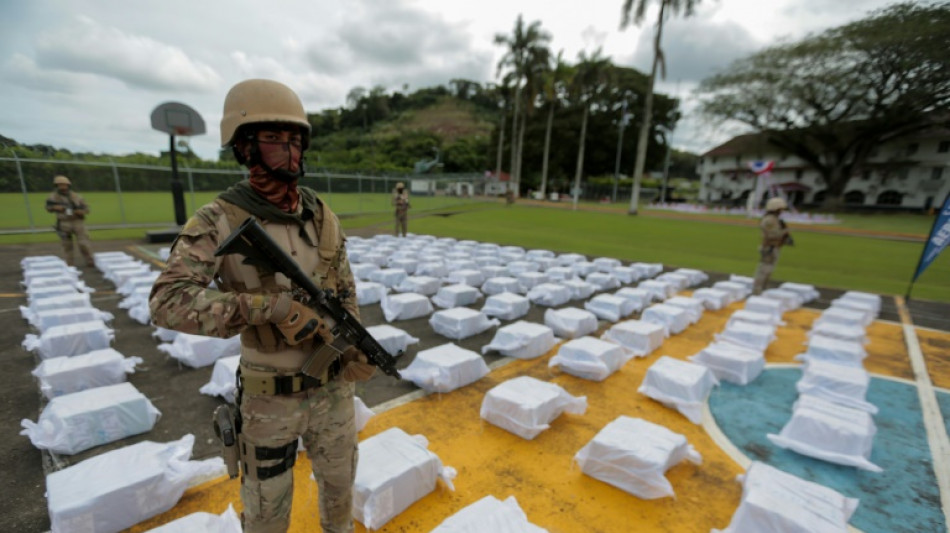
xmin=150 ymin=102 xmax=206 ymax=136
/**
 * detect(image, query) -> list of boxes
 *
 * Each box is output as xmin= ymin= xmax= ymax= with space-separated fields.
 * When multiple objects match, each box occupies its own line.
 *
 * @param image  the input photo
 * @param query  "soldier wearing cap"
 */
xmin=391 ymin=181 xmax=410 ymax=237
xmin=753 ymin=196 xmax=793 ymax=294
xmin=45 ymin=175 xmax=93 ymax=267
xmin=149 ymin=79 xmax=373 ymax=533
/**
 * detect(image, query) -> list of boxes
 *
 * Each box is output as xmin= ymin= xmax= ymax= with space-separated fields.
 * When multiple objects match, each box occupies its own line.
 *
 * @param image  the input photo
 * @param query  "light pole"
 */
xmin=612 ymin=100 xmax=631 ymax=203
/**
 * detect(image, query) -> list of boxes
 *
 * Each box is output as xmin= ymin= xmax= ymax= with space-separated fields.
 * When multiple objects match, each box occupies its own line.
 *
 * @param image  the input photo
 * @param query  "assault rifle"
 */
xmin=214 ymin=217 xmax=401 ymax=379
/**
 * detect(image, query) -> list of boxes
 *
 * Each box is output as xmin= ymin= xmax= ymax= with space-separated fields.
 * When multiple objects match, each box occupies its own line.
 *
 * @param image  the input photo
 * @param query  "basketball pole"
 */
xmin=169 ymin=133 xmax=187 ymax=226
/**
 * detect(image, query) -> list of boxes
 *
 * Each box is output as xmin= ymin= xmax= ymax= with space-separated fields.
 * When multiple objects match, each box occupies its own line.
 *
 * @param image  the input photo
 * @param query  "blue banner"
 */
xmin=913 ymin=194 xmax=950 ymax=281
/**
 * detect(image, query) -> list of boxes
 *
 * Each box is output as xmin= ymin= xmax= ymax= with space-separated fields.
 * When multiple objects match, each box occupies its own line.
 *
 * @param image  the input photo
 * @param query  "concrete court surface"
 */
xmin=2 ymin=237 xmax=948 ymax=532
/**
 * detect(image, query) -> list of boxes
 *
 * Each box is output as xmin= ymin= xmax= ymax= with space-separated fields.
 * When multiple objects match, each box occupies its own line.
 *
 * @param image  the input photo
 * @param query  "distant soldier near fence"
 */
xmin=392 ymin=181 xmax=410 ymax=237
xmin=45 ymin=175 xmax=93 ymax=267
xmin=753 ymin=196 xmax=793 ymax=294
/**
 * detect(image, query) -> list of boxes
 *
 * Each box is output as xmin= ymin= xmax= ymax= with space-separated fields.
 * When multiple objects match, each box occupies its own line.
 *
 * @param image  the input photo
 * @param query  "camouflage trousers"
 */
xmin=394 ymin=212 xmax=408 ymax=237
xmin=239 ymin=376 xmax=358 ymax=533
xmin=753 ymin=246 xmax=781 ymax=295
xmin=57 ymin=219 xmax=93 ymax=267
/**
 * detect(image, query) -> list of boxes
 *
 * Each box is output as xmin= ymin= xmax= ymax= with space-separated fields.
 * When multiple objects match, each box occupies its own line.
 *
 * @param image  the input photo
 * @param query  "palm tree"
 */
xmin=539 ymin=51 xmax=574 ymax=199
xmin=495 ymin=15 xmax=551 ymax=197
xmin=570 ymin=49 xmax=612 ymax=210
xmin=621 ymin=0 xmax=700 ymax=214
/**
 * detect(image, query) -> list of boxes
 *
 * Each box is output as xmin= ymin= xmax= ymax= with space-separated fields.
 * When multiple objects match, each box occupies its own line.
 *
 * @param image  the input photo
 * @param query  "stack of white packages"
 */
xmin=760 ymin=288 xmax=804 ymax=312
xmin=688 ymin=341 xmax=765 ymax=385
xmin=508 ymin=260 xmax=540 ymax=277
xmin=544 ymin=307 xmax=598 ymax=339
xmin=144 ymin=505 xmax=242 ymax=533
xmin=638 ymin=280 xmax=676 ymax=302
xmin=716 ymin=320 xmax=777 ymax=352
xmin=482 ymin=276 xmax=522 ymax=295
xmin=713 ymin=461 xmax=859 ymax=533
xmin=117 ymin=271 xmax=160 ymax=297
xmin=381 ymin=293 xmax=434 ymax=322
xmin=356 ymin=281 xmax=389 ymax=305
xmin=639 ymin=356 xmax=718 ymax=424
xmin=767 ymin=395 xmax=882 ymax=472
xmin=778 ymin=282 xmax=821 ymax=304
xmin=584 ymin=294 xmax=638 ymax=322
xmin=369 ymin=268 xmax=409 ymax=288
xmin=482 ymin=321 xmax=557 ymax=359
xmin=711 ymin=280 xmax=751 ymax=302
xmin=20 ymin=292 xmax=92 ymax=324
xmin=23 ymin=320 xmax=115 ymax=359
xmin=389 ymin=257 xmax=418 ymax=274
xmin=432 ymin=284 xmax=482 ymax=309
xmin=30 ymin=307 xmax=114 ymax=333
xmin=353 ymin=427 xmax=457 ymax=530
xmin=481 ymin=376 xmax=587 ymax=440
xmin=517 ymin=272 xmax=548 ymax=292
xmin=601 ymin=320 xmax=665 ymax=357
xmin=743 ymin=296 xmax=785 ymax=324
xmin=585 ymin=272 xmax=621 ymax=291
xmin=829 ymin=297 xmax=876 ymax=326
xmin=33 ymin=348 xmax=143 ymax=399
xmin=549 ymin=336 xmax=632 ymax=381
xmin=481 ymin=292 xmax=531 ymax=320
xmin=691 ymin=288 xmax=732 ymax=310
xmin=796 ymin=359 xmax=878 ymax=413
xmin=430 ymin=495 xmax=547 ymax=533
xmin=673 ymin=268 xmax=708 ymax=286
xmin=611 ymin=265 xmax=640 ymax=284
xmin=631 ymin=262 xmax=663 ymax=278
xmin=613 ymin=287 xmax=652 ymax=312
xmin=726 ymin=309 xmax=781 ymax=329
xmin=562 ymin=279 xmax=597 ymax=300
xmin=837 ymin=290 xmax=881 ymax=317
xmin=429 ymin=307 xmax=500 ymax=340
xmin=400 ymin=343 xmax=490 ymax=393
xmin=729 ymin=274 xmax=755 ymax=293
xmin=27 ymin=284 xmax=82 ymax=303
xmin=395 ymin=275 xmax=442 ymax=296
xmin=21 ymin=382 xmax=161 ymax=455
xmin=664 ymin=296 xmax=705 ymax=325
xmin=797 ymin=335 xmax=867 ymax=367
xmin=157 ymin=333 xmax=241 ymax=368
xmin=640 ymin=303 xmax=691 ymax=336
xmin=593 ymin=257 xmax=621 ymax=272
xmin=544 ymin=266 xmax=575 ymax=282
xmin=119 ymin=286 xmax=152 ymax=310
xmin=446 ymin=269 xmax=485 ymax=287
xmin=574 ymin=416 xmax=702 ymax=499
xmin=655 ymin=272 xmax=689 ymax=291
xmin=352 ymin=263 xmax=380 ymax=281
xmin=46 ymin=434 xmax=224 ymax=533
xmin=199 ymin=355 xmax=241 ymax=403
xmin=571 ymin=261 xmax=597 ymax=278
xmin=526 ymin=283 xmax=572 ymax=307
xmin=367 ymin=324 xmax=419 ymax=357
xmin=809 ymin=320 xmax=869 ymax=345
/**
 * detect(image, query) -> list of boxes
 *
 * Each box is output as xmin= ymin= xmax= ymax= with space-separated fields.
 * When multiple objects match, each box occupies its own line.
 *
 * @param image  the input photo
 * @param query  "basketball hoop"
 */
xmin=150 ymin=102 xmax=206 ymax=137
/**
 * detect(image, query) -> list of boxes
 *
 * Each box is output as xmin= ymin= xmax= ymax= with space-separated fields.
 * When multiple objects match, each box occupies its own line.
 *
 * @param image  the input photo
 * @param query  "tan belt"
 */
xmin=238 ymin=360 xmax=340 ymax=396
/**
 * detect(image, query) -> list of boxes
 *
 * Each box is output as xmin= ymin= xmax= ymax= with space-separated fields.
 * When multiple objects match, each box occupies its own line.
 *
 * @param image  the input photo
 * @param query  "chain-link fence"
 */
xmin=0 ymin=155 xmax=488 ymax=233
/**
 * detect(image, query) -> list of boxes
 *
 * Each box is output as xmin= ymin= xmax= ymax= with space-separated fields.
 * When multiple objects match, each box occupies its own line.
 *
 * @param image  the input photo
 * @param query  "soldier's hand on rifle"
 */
xmin=341 ymin=346 xmax=375 ymax=382
xmin=270 ymin=297 xmax=334 ymax=346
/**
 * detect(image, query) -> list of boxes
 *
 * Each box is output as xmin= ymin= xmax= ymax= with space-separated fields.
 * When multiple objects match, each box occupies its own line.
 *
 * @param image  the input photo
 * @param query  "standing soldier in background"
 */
xmin=392 ymin=181 xmax=410 ymax=237
xmin=149 ymin=79 xmax=373 ymax=533
xmin=45 ymin=175 xmax=93 ymax=267
xmin=753 ymin=196 xmax=793 ymax=294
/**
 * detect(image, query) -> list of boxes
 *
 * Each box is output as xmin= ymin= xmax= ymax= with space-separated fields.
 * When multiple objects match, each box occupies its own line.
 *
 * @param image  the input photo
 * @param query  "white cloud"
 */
xmin=2 ymin=53 xmax=90 ymax=94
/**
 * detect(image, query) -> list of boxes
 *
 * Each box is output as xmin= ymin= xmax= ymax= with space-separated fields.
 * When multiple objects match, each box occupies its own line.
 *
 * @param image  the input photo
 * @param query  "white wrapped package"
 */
xmin=23 ymin=266 xmax=79 ymax=286
xmin=641 ymin=304 xmax=690 ymax=336
xmin=716 ymin=321 xmax=776 ymax=351
xmin=369 ymin=268 xmax=409 ymax=288
xmin=119 ymin=286 xmax=152 ymax=310
xmin=726 ymin=309 xmax=782 ymax=329
xmin=841 ymin=290 xmax=881 ymax=315
xmin=361 ymin=253 xmax=389 ymax=267
xmin=688 ymin=341 xmax=765 ymax=385
xmin=526 ymin=249 xmax=554 ymax=260
xmin=157 ymin=333 xmax=241 ymax=368
xmin=20 ymin=292 xmax=92 ymax=322
xmin=481 ymin=292 xmax=531 ymax=320
xmin=711 ymin=280 xmax=751 ymax=301
xmin=25 ymin=274 xmax=91 ymax=292
xmin=712 ymin=461 xmax=859 ymax=533
xmin=544 ymin=266 xmax=575 ymax=282
xmin=586 ymin=272 xmax=621 ymax=291
xmin=656 ymin=272 xmax=689 ymax=291
xmin=482 ymin=276 xmax=522 ymax=295
xmin=480 ymin=376 xmax=587 ymax=440
xmin=571 ymin=261 xmax=597 ymax=277
xmin=632 ymin=262 xmax=663 ymax=278
xmin=381 ymin=293 xmax=434 ymax=322
xmin=432 ymin=284 xmax=482 ymax=309
xmin=574 ymin=416 xmax=702 ymax=499
xmin=474 ymin=255 xmax=502 ymax=267
xmin=744 ymin=296 xmax=784 ymax=322
xmin=827 ymin=301 xmax=874 ymax=327
xmin=30 ymin=307 xmax=114 ymax=333
xmin=152 ymin=327 xmax=179 ymax=342
xmin=584 ymin=294 xmax=637 ymax=322
xmin=673 ymin=268 xmax=708 ymax=286
xmin=517 ymin=271 xmax=548 ymax=292
xmin=526 ymin=283 xmax=572 ymax=307
xmin=481 ymin=265 xmax=508 ymax=280
xmin=797 ymin=359 xmax=877 ymax=414
xmin=798 ymin=334 xmax=868 ymax=367
xmin=761 ymin=288 xmax=804 ymax=312
xmin=544 ymin=307 xmax=598 ymax=339
xmin=198 ymin=355 xmax=241 ymax=404
xmin=128 ymin=301 xmax=152 ymax=325
xmin=729 ymin=274 xmax=755 ymax=291
xmin=611 ymin=266 xmax=640 ymax=284
xmin=395 ymin=275 xmax=442 ymax=296
xmin=507 ymin=260 xmax=540 ymax=276
xmin=21 ymin=382 xmax=161 ymax=455
xmin=352 ymin=263 xmax=380 ymax=281
xmin=117 ymin=272 xmax=160 ymax=296
xmin=32 ymin=349 xmax=142 ymax=399
xmin=390 ymin=258 xmax=418 ymax=274
xmin=144 ymin=505 xmax=241 ymax=533
xmin=400 ymin=343 xmax=490 ymax=393
xmin=354 ymin=427 xmax=457 ymax=530
xmin=664 ymin=296 xmax=704 ymax=324
xmin=557 ymin=253 xmax=586 ymax=266
xmin=27 ymin=285 xmax=79 ymax=303
xmin=767 ymin=394 xmax=882 ymax=472
xmin=417 ymin=261 xmax=448 ymax=278
xmin=808 ymin=321 xmax=869 ymax=344
xmin=562 ymin=279 xmax=597 ymax=300
xmin=22 ymin=254 xmax=67 ymax=268
xmin=108 ymin=265 xmax=153 ymax=287
xmin=23 ymin=320 xmax=114 ymax=359
xmin=638 ymin=356 xmax=718 ymax=424
xmin=429 ymin=308 xmax=501 ymax=340
xmin=613 ymin=288 xmax=652 ymax=312
xmin=638 ymin=280 xmax=675 ymax=301
xmin=779 ymin=282 xmax=820 ymax=303
xmin=593 ymin=257 xmax=621 ymax=272
xmin=549 ymin=336 xmax=632 ymax=381
xmin=601 ymin=320 xmax=665 ymax=358
xmin=692 ymin=288 xmax=732 ymax=310
xmin=355 ymin=396 xmax=375 ymax=432
xmin=481 ymin=321 xmax=557 ymax=359
xmin=357 ymin=282 xmax=389 ymax=305
xmin=46 ymin=434 xmax=224 ymax=533
xmin=367 ymin=324 xmax=420 ymax=356
xmin=430 ymin=495 xmax=547 ymax=533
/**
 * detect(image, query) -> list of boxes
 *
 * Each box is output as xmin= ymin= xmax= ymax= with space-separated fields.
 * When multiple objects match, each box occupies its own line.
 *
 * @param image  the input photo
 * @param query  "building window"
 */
xmin=712 ymin=157 xmax=718 ymax=164
xmin=795 ymin=169 xmax=804 ymax=181
xmin=844 ymin=190 xmax=865 ymax=205
xmin=939 ymin=141 xmax=949 ymax=153
xmin=699 ymin=157 xmax=704 ymax=165
xmin=877 ymin=190 xmax=903 ymax=206
xmin=933 ymin=167 xmax=944 ymax=180
xmin=907 ymin=143 xmax=919 ymax=156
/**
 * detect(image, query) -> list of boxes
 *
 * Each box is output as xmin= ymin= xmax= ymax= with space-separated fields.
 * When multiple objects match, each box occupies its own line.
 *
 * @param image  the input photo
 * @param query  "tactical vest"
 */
xmin=212 ymin=198 xmax=344 ymax=354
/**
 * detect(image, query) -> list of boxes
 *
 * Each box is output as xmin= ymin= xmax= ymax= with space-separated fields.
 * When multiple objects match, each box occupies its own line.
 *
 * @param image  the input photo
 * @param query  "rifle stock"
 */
xmin=215 ymin=217 xmax=402 ymax=378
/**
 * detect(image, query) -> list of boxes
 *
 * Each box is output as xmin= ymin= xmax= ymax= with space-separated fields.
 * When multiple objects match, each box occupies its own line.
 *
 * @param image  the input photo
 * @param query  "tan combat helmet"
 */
xmin=765 ymin=197 xmax=788 ymax=211
xmin=220 ymin=79 xmax=311 ymax=149
xmin=396 ymin=182 xmax=405 ymax=189
xmin=53 ymin=175 xmax=71 ymax=186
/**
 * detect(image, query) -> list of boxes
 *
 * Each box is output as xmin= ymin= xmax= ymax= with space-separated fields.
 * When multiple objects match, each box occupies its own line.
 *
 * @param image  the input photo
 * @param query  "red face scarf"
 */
xmin=246 ymin=141 xmax=303 ymax=212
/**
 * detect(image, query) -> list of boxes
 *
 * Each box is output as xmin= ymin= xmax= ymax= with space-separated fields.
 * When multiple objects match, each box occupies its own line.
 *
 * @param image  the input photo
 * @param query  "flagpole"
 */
xmin=906 ymin=190 xmax=950 ymax=301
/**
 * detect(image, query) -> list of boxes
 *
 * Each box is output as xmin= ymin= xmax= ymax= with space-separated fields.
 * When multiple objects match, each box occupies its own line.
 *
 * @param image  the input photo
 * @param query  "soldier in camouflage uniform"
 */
xmin=149 ymin=79 xmax=374 ymax=533
xmin=391 ymin=181 xmax=409 ymax=237
xmin=45 ymin=175 xmax=94 ymax=267
xmin=753 ymin=196 xmax=793 ymax=295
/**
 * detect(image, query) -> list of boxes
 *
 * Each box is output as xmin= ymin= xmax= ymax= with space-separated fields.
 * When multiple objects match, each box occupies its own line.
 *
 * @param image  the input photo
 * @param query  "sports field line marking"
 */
xmin=895 ymin=296 xmax=950 ymax=531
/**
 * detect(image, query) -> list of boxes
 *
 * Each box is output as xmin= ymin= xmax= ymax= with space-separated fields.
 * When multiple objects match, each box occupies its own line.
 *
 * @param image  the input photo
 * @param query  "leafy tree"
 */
xmin=698 ymin=1 xmax=950 ymax=209
xmin=569 ymin=48 xmax=613 ymax=208
xmin=539 ymin=51 xmax=574 ymax=198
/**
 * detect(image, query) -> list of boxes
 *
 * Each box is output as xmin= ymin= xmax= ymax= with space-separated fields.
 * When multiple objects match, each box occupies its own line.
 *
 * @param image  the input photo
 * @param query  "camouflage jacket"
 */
xmin=760 ymin=213 xmax=789 ymax=248
xmin=45 ymin=190 xmax=89 ymax=221
xmin=149 ymin=196 xmax=358 ymax=341
xmin=392 ymin=191 xmax=410 ymax=215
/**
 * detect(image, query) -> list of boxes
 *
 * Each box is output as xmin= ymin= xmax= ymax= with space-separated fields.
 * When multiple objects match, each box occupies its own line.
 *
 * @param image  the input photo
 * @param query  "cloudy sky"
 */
xmin=0 ymin=0 xmax=897 ymax=160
